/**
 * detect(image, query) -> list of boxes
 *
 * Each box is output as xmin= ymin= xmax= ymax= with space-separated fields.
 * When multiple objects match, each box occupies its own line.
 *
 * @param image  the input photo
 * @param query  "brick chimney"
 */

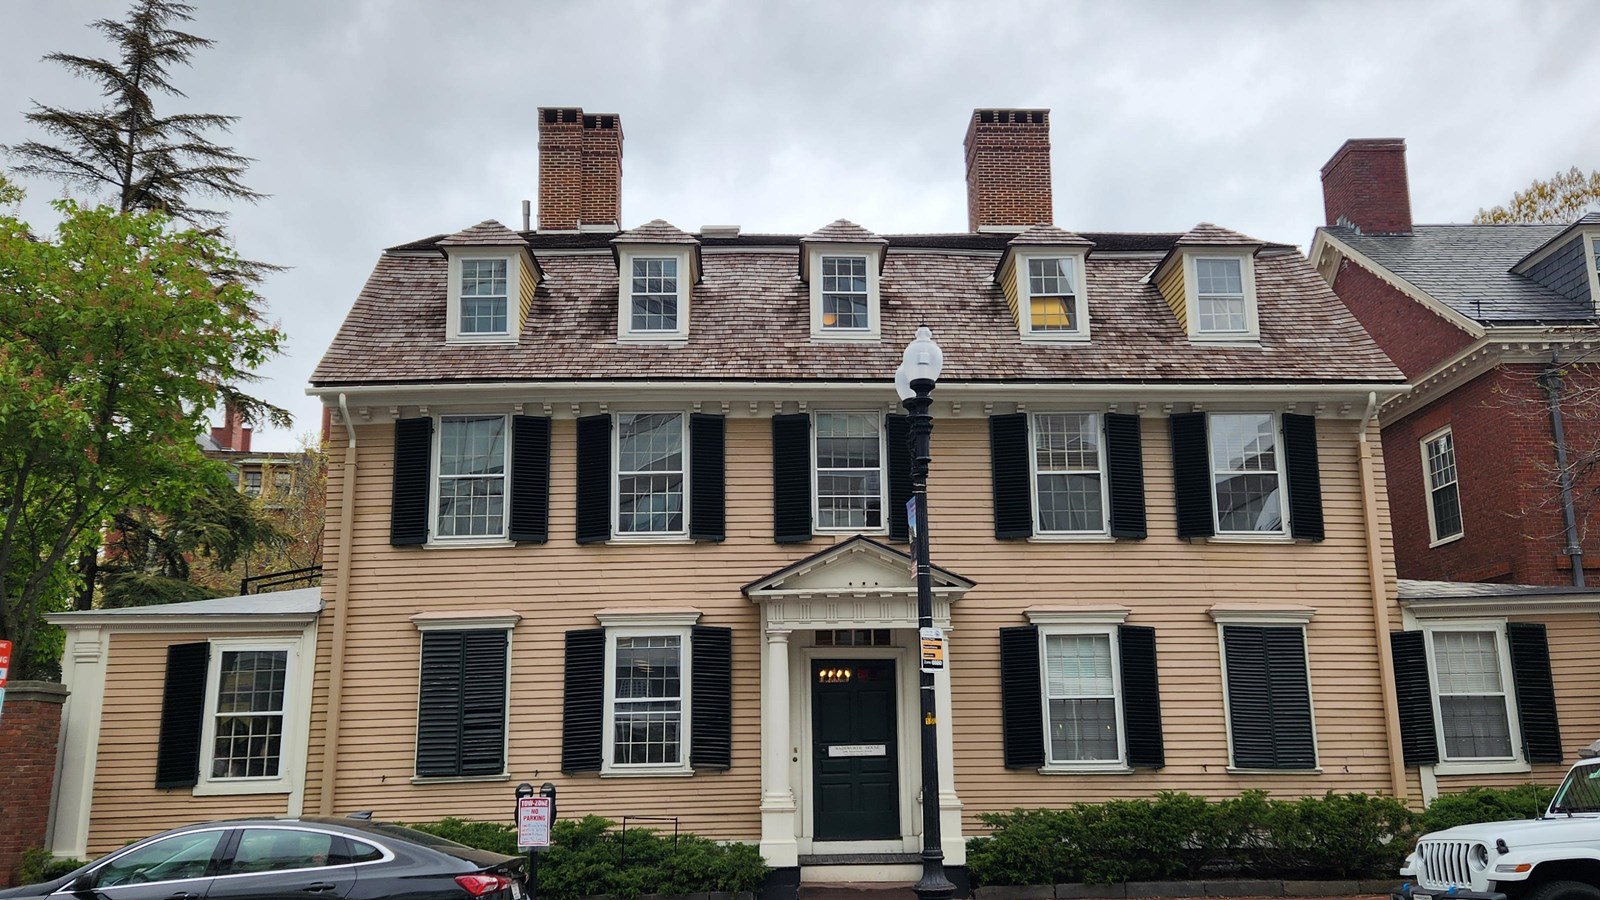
xmin=210 ymin=401 xmax=251 ymax=452
xmin=1320 ymin=138 xmax=1412 ymax=235
xmin=537 ymin=107 xmax=623 ymax=231
xmin=964 ymin=108 xmax=1053 ymax=232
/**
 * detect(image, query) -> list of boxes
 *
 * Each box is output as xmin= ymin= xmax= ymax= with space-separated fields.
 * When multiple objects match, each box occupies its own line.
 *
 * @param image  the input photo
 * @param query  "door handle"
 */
xmin=166 ymin=893 xmax=200 ymax=900
xmin=304 ymin=883 xmax=338 ymax=893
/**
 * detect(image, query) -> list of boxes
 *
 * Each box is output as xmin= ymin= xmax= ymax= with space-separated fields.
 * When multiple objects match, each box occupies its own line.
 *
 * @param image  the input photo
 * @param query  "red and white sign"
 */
xmin=0 ymin=638 xmax=11 ymax=687
xmin=516 ymin=796 xmax=552 ymax=850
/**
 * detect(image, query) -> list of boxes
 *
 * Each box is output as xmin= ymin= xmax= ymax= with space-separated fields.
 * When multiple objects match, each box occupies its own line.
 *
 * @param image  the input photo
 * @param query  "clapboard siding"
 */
xmin=85 ymin=413 xmax=1400 ymax=850
xmin=1434 ymin=612 xmax=1600 ymax=796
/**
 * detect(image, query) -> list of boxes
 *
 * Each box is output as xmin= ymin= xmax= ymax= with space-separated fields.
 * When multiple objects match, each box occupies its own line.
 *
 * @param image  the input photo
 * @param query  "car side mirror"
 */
xmin=67 ymin=871 xmax=98 ymax=894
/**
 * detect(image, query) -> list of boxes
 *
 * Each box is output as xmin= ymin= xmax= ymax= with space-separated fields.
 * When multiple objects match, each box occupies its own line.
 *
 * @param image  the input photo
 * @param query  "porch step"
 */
xmin=798 ymin=880 xmax=918 ymax=900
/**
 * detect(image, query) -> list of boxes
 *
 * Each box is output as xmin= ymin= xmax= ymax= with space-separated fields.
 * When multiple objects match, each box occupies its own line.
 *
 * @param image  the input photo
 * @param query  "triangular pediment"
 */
xmin=741 ymin=535 xmax=974 ymax=599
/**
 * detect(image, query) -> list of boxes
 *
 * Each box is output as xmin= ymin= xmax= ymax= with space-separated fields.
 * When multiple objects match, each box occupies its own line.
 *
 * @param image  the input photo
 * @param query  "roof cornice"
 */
xmin=1379 ymin=328 xmax=1600 ymax=424
xmin=1310 ymin=230 xmax=1487 ymax=339
xmin=1404 ymin=594 xmax=1600 ymax=617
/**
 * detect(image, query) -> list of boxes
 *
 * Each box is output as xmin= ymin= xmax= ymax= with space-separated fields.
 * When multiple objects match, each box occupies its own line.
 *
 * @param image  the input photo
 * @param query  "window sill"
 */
xmin=607 ymin=534 xmax=694 ymax=546
xmin=446 ymin=334 xmax=519 ymax=345
xmin=815 ymin=528 xmax=891 ymax=539
xmin=810 ymin=331 xmax=881 ymax=343
xmin=1028 ymin=533 xmax=1115 ymax=543
xmin=1038 ymin=764 xmax=1132 ymax=775
xmin=1429 ymin=533 xmax=1465 ymax=549
xmin=1432 ymin=759 xmax=1530 ymax=776
xmin=1020 ymin=332 xmax=1091 ymax=344
xmin=1206 ymin=533 xmax=1294 ymax=545
xmin=1226 ymin=766 xmax=1323 ymax=775
xmin=411 ymin=773 xmax=513 ymax=785
xmin=616 ymin=334 xmax=688 ymax=345
xmin=424 ymin=538 xmax=516 ymax=550
xmin=192 ymin=780 xmax=294 ymax=797
xmin=600 ymin=767 xmax=696 ymax=779
xmin=1188 ymin=336 xmax=1261 ymax=348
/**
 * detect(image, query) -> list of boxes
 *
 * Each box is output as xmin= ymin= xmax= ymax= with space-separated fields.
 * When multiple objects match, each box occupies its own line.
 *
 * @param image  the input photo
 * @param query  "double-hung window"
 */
xmin=607 ymin=631 xmax=688 ymax=770
xmin=616 ymin=412 xmax=685 ymax=535
xmin=1427 ymin=627 xmax=1517 ymax=762
xmin=814 ymin=411 xmax=883 ymax=530
xmin=1194 ymin=258 xmax=1247 ymax=335
xmin=630 ymin=258 xmax=679 ymax=333
xmin=436 ymin=416 xmax=508 ymax=540
xmin=459 ymin=259 xmax=509 ymax=336
xmin=209 ymin=648 xmax=288 ymax=779
xmin=821 ymin=256 xmax=870 ymax=331
xmin=242 ymin=470 xmax=262 ymax=497
xmin=1042 ymin=630 xmax=1122 ymax=764
xmin=1032 ymin=413 xmax=1106 ymax=534
xmin=1209 ymin=413 xmax=1285 ymax=534
xmin=1027 ymin=258 xmax=1080 ymax=333
xmin=1423 ymin=429 xmax=1463 ymax=544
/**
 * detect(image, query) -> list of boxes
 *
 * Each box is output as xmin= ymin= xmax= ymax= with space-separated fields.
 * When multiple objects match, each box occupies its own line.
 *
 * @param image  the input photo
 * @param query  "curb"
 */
xmin=977 ymin=880 xmax=1398 ymax=899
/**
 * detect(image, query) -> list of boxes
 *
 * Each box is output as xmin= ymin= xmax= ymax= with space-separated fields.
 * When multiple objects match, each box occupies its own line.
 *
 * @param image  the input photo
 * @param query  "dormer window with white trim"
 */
xmin=1012 ymin=252 xmax=1090 ymax=341
xmin=801 ymin=222 xmax=886 ymax=341
xmin=821 ymin=256 xmax=870 ymax=331
xmin=1152 ymin=226 xmax=1264 ymax=344
xmin=629 ymin=258 xmax=680 ymax=332
xmin=460 ymin=259 xmax=509 ymax=335
xmin=614 ymin=245 xmax=694 ymax=341
xmin=1194 ymin=258 xmax=1247 ymax=334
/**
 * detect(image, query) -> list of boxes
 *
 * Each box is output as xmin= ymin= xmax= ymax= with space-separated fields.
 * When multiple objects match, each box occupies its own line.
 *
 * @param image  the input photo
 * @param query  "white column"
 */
xmin=935 ymin=626 xmax=965 ymax=865
xmin=50 ymin=626 xmax=107 ymax=859
xmin=759 ymin=627 xmax=798 ymax=868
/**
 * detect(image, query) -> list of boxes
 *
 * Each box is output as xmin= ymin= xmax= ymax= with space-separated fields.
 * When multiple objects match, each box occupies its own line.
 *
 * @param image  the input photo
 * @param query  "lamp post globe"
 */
xmin=896 ymin=325 xmax=954 ymax=900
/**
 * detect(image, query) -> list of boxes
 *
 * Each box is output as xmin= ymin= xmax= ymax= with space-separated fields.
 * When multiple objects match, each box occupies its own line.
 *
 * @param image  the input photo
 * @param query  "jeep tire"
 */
xmin=1524 ymin=880 xmax=1600 ymax=900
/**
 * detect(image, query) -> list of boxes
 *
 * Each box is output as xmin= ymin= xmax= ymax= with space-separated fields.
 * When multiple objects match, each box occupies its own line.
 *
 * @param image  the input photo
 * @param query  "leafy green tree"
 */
xmin=3 ymin=0 xmax=262 ymax=225
xmin=0 ymin=199 xmax=284 ymax=678
xmin=1476 ymin=166 xmax=1600 ymax=224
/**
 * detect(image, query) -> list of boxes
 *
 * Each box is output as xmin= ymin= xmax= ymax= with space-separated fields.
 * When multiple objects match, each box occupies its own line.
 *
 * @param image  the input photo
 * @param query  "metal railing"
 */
xmin=239 ymin=565 xmax=323 ymax=595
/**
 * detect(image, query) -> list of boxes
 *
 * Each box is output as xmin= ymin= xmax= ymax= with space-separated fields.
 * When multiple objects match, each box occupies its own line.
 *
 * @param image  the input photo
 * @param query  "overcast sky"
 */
xmin=2 ymin=1 xmax=1594 ymax=450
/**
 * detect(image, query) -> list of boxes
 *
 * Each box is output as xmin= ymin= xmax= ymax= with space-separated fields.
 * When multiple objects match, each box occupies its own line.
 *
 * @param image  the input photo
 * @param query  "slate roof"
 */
xmin=1327 ymin=224 xmax=1594 ymax=324
xmin=436 ymin=220 xmax=528 ymax=247
xmin=1398 ymin=579 xmax=1600 ymax=601
xmin=312 ymin=233 xmax=1403 ymax=386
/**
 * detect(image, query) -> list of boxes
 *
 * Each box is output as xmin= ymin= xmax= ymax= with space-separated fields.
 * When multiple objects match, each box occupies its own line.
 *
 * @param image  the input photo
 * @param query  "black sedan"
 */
xmin=0 ymin=816 xmax=526 ymax=900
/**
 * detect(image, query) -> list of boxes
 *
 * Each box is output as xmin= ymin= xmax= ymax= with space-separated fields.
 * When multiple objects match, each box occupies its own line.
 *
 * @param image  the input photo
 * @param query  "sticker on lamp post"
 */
xmin=906 ymin=498 xmax=918 ymax=577
xmin=517 ymin=795 xmax=553 ymax=851
xmin=919 ymin=627 xmax=944 ymax=673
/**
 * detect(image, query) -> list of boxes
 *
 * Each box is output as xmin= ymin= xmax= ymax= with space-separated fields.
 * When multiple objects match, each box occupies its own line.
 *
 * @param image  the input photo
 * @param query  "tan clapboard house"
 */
xmin=46 ymin=106 xmax=1501 ymax=893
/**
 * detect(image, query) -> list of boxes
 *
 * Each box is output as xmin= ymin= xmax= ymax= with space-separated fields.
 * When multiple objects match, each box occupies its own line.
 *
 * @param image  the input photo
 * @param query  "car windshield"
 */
xmin=1549 ymin=762 xmax=1600 ymax=814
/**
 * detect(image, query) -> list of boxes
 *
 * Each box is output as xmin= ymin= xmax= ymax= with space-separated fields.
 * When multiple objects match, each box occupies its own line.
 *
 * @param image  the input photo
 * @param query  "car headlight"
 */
xmin=1471 ymin=844 xmax=1489 ymax=869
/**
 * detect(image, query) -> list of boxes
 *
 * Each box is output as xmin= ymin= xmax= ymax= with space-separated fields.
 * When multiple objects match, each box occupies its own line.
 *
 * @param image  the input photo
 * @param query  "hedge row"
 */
xmin=968 ymin=786 xmax=1557 ymax=887
xmin=408 ymin=815 xmax=768 ymax=900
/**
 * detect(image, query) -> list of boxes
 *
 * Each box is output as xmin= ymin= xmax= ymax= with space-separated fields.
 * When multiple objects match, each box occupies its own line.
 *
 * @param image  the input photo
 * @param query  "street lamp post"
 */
xmin=895 ymin=325 xmax=954 ymax=900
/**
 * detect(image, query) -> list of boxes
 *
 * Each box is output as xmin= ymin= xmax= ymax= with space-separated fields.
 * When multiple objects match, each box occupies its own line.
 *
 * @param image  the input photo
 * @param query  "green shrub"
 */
xmin=406 ymin=815 xmax=767 ymax=900
xmin=1258 ymin=792 xmax=1417 ymax=878
xmin=18 ymin=849 xmax=89 ymax=885
xmin=1423 ymin=785 xmax=1554 ymax=833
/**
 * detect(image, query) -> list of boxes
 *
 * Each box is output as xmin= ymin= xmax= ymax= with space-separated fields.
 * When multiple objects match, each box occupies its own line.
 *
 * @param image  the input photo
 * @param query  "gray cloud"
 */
xmin=2 ymin=0 xmax=1592 ymax=449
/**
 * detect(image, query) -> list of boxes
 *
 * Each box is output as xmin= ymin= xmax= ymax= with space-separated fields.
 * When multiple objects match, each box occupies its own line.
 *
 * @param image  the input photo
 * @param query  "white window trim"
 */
xmin=611 ymin=410 xmax=691 ymax=541
xmin=445 ymin=252 xmax=522 ymax=344
xmin=1184 ymin=251 xmax=1260 ymax=342
xmin=1214 ymin=620 xmax=1322 ymax=774
xmin=1208 ymin=411 xmax=1290 ymax=539
xmin=408 ymin=620 xmax=515 ymax=784
xmin=1036 ymin=624 xmax=1129 ymax=773
xmin=1015 ymin=251 xmax=1091 ymax=343
xmin=194 ymin=637 xmax=306 ymax=797
xmin=427 ymin=413 xmax=511 ymax=546
xmin=1585 ymin=231 xmax=1600 ymax=316
xmin=812 ymin=409 xmax=889 ymax=535
xmin=1028 ymin=412 xmax=1111 ymax=537
xmin=1420 ymin=426 xmax=1464 ymax=548
xmin=1422 ymin=619 xmax=1527 ymax=774
xmin=601 ymin=624 xmax=695 ymax=777
xmin=616 ymin=246 xmax=693 ymax=342
xmin=807 ymin=244 xmax=882 ymax=341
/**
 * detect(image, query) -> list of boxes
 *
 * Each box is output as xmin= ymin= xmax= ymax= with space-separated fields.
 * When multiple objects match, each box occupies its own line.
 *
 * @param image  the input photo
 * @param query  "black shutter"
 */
xmin=886 ymin=414 xmax=913 ymax=543
xmin=1507 ymin=622 xmax=1563 ymax=764
xmin=509 ymin=416 xmax=551 ymax=544
xmin=460 ymin=631 xmax=509 ymax=776
xmin=390 ymin=417 xmax=433 ymax=546
xmin=999 ymin=625 xmax=1044 ymax=768
xmin=1390 ymin=630 xmax=1440 ymax=767
xmin=416 ymin=632 xmax=465 ymax=777
xmin=1282 ymin=414 xmax=1325 ymax=542
xmin=1105 ymin=413 xmax=1147 ymax=539
xmin=989 ymin=414 xmax=1033 ymax=540
xmin=689 ymin=414 xmax=726 ymax=543
xmin=1223 ymin=625 xmax=1315 ymax=769
xmin=1170 ymin=413 xmax=1214 ymax=539
xmin=155 ymin=642 xmax=210 ymax=789
xmin=772 ymin=414 xmax=812 ymax=543
xmin=1118 ymin=625 xmax=1164 ymax=768
xmin=575 ymin=415 xmax=612 ymax=545
xmin=562 ymin=628 xmax=606 ymax=773
xmin=690 ymin=625 xmax=733 ymax=770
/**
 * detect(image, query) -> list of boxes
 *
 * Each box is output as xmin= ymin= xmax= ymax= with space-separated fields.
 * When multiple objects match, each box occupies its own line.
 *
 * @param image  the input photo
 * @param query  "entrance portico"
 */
xmin=742 ymin=537 xmax=975 ymax=871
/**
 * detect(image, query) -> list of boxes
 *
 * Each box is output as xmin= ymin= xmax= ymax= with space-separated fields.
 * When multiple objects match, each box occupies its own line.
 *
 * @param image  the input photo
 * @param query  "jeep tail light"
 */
xmin=455 ymin=874 xmax=513 ymax=896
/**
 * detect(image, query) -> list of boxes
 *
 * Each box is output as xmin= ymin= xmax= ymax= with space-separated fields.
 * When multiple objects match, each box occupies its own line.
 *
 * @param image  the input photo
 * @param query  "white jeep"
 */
xmin=1397 ymin=741 xmax=1600 ymax=900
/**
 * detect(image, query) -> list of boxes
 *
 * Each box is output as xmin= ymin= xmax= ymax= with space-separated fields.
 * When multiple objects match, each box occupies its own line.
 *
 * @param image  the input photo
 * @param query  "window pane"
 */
xmin=1195 ymin=258 xmax=1243 ymax=295
xmin=1211 ymin=414 xmax=1282 ymax=533
xmin=1197 ymin=296 xmax=1246 ymax=333
xmin=816 ymin=413 xmax=882 ymax=528
xmin=1427 ymin=433 xmax=1463 ymax=540
xmin=1028 ymin=257 xmax=1075 ymax=296
xmin=1029 ymin=295 xmax=1076 ymax=331
xmin=437 ymin=476 xmax=505 ymax=537
xmin=1037 ymin=474 xmax=1103 ymax=532
xmin=1433 ymin=631 xmax=1502 ymax=693
xmin=821 ymin=256 xmax=869 ymax=329
xmin=1432 ymin=483 xmax=1462 ymax=539
xmin=615 ymin=636 xmax=681 ymax=699
xmin=1213 ymin=473 xmax=1281 ymax=532
xmin=217 ymin=651 xmax=287 ymax=714
xmin=460 ymin=259 xmax=509 ymax=334
xmin=437 ymin=417 xmax=507 ymax=538
xmin=1035 ymin=414 xmax=1099 ymax=470
xmin=1048 ymin=698 xmax=1119 ymax=762
xmin=1427 ymin=434 xmax=1458 ymax=489
xmin=1210 ymin=414 xmax=1276 ymax=472
xmin=617 ymin=414 xmax=684 ymax=534
xmin=96 ymin=831 xmax=224 ymax=887
xmin=630 ymin=257 xmax=679 ymax=331
xmin=1045 ymin=634 xmax=1114 ymax=696
xmin=612 ymin=700 xmax=682 ymax=765
xmin=613 ymin=636 xmax=683 ymax=766
xmin=1440 ymin=695 xmax=1513 ymax=759
xmin=230 ymin=829 xmax=337 ymax=874
xmin=439 ymin=417 xmax=506 ymax=477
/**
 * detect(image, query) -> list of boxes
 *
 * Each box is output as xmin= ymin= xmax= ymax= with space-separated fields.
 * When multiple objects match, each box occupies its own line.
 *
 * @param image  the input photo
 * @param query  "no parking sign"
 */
xmin=0 ymin=639 xmax=12 ymax=723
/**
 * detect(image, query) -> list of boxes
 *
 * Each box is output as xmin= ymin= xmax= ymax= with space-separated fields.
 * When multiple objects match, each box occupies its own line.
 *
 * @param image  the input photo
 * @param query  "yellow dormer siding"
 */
xmin=1157 ymin=259 xmax=1187 ymax=332
xmin=998 ymin=253 xmax=1021 ymax=328
xmin=518 ymin=254 xmax=537 ymax=327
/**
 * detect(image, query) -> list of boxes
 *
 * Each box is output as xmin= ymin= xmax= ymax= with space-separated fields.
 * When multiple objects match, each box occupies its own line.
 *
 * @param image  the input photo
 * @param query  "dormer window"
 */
xmin=1027 ymin=259 xmax=1077 ymax=331
xmin=1152 ymin=225 xmax=1263 ymax=344
xmin=460 ymin=259 xmax=509 ymax=335
xmin=612 ymin=227 xmax=696 ymax=342
xmin=1194 ymin=257 xmax=1247 ymax=334
xmin=629 ymin=257 xmax=680 ymax=332
xmin=997 ymin=227 xmax=1095 ymax=343
xmin=821 ymin=256 xmax=870 ymax=330
xmin=438 ymin=220 xmax=537 ymax=345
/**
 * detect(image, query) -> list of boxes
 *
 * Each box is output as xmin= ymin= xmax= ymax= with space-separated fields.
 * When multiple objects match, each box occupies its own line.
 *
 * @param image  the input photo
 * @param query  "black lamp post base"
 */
xmin=913 ymin=850 xmax=957 ymax=900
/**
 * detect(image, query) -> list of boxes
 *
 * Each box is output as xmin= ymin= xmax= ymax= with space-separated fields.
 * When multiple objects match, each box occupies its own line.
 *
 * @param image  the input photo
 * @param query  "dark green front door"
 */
xmin=812 ymin=658 xmax=899 ymax=841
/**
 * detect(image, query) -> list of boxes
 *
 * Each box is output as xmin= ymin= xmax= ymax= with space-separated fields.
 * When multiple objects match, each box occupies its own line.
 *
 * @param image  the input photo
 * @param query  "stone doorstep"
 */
xmin=977 ymin=881 xmax=1397 ymax=900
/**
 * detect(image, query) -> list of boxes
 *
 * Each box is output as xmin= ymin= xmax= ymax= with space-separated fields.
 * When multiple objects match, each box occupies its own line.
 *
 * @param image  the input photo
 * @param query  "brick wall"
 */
xmin=1320 ymin=138 xmax=1412 ymax=235
xmin=963 ymin=108 xmax=1052 ymax=231
xmin=537 ymin=107 xmax=622 ymax=231
xmin=0 ymin=681 xmax=68 ymax=887
xmin=1384 ymin=363 xmax=1600 ymax=585
xmin=1329 ymin=258 xmax=1475 ymax=379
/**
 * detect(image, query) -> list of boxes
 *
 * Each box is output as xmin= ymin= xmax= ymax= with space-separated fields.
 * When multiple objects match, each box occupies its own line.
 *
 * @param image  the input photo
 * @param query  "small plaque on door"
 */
xmin=827 ymin=743 xmax=887 ymax=757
